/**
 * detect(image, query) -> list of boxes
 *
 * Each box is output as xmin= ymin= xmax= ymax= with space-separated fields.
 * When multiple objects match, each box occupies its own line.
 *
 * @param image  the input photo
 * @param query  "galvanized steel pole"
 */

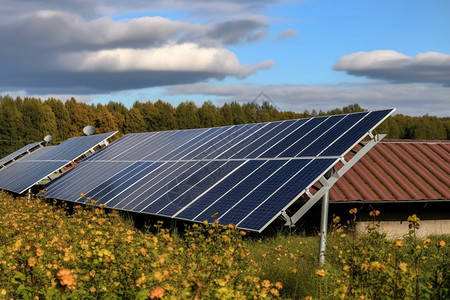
xmin=319 ymin=191 xmax=329 ymax=267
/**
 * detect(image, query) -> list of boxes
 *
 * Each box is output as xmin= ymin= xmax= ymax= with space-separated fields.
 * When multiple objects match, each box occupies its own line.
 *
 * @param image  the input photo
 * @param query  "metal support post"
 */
xmin=319 ymin=191 xmax=329 ymax=267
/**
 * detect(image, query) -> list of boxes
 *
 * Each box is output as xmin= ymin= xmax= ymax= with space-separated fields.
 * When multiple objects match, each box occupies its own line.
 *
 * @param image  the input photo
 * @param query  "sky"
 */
xmin=1 ymin=0 xmax=449 ymax=116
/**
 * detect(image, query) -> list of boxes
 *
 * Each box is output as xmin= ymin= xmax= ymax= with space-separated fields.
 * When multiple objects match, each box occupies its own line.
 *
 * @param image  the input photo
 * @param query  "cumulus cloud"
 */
xmin=59 ymin=44 xmax=274 ymax=74
xmin=278 ymin=28 xmax=299 ymax=40
xmin=334 ymin=50 xmax=450 ymax=86
xmin=0 ymin=0 xmax=276 ymax=94
xmin=164 ymin=82 xmax=450 ymax=117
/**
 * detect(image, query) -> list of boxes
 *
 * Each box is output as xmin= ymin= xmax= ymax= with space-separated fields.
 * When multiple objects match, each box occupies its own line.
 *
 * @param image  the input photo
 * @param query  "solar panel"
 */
xmin=0 ymin=141 xmax=44 ymax=168
xmin=39 ymin=110 xmax=394 ymax=232
xmin=0 ymin=132 xmax=117 ymax=194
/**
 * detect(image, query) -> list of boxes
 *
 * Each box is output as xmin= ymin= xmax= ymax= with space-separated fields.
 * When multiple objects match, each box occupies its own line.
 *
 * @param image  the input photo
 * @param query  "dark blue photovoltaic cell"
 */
xmin=192 ymin=160 xmax=289 ymax=222
xmin=203 ymin=123 xmax=266 ymax=159
xmin=228 ymin=120 xmax=297 ymax=159
xmin=321 ymin=110 xmax=392 ymax=156
xmin=43 ymin=161 xmax=134 ymax=201
xmin=276 ymin=116 xmax=339 ymax=158
xmin=78 ymin=162 xmax=148 ymax=202
xmin=247 ymin=118 xmax=311 ymax=158
xmin=94 ymin=163 xmax=163 ymax=206
xmin=84 ymin=133 xmax=157 ymax=162
xmin=118 ymin=161 xmax=197 ymax=210
xmin=84 ymin=162 xmax=158 ymax=204
xmin=295 ymin=112 xmax=367 ymax=157
xmin=0 ymin=161 xmax=66 ymax=193
xmin=34 ymin=132 xmax=116 ymax=161
xmin=158 ymin=128 xmax=213 ymax=160
xmin=38 ymin=109 xmax=394 ymax=232
xmin=167 ymin=127 xmax=224 ymax=160
xmin=176 ymin=160 xmax=266 ymax=220
xmin=185 ymin=125 xmax=250 ymax=160
xmin=156 ymin=160 xmax=244 ymax=216
xmin=215 ymin=159 xmax=310 ymax=226
xmin=237 ymin=159 xmax=337 ymax=231
xmin=141 ymin=160 xmax=229 ymax=214
xmin=0 ymin=142 xmax=43 ymax=167
xmin=218 ymin=121 xmax=282 ymax=159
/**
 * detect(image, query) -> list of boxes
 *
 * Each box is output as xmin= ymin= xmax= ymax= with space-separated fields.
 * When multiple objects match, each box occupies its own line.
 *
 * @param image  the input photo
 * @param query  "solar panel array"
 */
xmin=40 ymin=110 xmax=393 ymax=231
xmin=0 ymin=141 xmax=44 ymax=168
xmin=0 ymin=132 xmax=117 ymax=194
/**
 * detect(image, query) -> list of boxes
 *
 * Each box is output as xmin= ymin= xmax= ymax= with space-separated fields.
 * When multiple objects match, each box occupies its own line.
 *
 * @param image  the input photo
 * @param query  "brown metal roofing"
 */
xmin=330 ymin=140 xmax=450 ymax=202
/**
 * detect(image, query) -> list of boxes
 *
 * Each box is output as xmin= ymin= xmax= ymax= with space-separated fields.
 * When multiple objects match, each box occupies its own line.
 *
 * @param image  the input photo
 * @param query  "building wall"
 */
xmin=356 ymin=220 xmax=450 ymax=239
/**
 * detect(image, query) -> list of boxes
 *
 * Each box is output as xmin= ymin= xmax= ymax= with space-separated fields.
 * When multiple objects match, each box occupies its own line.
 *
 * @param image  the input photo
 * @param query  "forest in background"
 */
xmin=0 ymin=95 xmax=449 ymax=157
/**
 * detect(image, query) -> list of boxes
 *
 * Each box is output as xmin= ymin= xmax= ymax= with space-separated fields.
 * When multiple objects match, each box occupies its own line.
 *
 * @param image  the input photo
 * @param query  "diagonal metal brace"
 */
xmin=285 ymin=134 xmax=386 ymax=226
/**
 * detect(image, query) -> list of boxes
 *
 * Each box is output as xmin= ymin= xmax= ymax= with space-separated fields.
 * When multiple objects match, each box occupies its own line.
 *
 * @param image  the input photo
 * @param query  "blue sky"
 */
xmin=1 ymin=0 xmax=449 ymax=116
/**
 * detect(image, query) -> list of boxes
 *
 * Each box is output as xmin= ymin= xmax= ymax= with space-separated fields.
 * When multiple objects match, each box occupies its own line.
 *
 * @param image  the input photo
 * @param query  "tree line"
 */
xmin=0 ymin=95 xmax=449 ymax=157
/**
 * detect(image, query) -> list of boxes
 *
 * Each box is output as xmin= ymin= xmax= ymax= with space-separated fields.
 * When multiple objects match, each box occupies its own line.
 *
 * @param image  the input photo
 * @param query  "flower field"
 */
xmin=0 ymin=191 xmax=449 ymax=299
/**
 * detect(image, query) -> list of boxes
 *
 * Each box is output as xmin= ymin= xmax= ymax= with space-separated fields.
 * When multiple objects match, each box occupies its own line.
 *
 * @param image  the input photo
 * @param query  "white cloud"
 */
xmin=334 ymin=50 xmax=450 ymax=86
xmin=59 ymin=43 xmax=274 ymax=75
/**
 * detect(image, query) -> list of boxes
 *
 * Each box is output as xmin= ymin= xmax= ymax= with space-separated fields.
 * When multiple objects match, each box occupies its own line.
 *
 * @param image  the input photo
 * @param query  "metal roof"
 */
xmin=330 ymin=140 xmax=450 ymax=202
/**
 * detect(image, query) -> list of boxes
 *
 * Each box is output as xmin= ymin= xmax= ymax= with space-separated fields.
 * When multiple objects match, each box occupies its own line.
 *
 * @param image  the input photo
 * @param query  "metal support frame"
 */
xmin=319 ymin=191 xmax=329 ymax=266
xmin=282 ymin=133 xmax=386 ymax=265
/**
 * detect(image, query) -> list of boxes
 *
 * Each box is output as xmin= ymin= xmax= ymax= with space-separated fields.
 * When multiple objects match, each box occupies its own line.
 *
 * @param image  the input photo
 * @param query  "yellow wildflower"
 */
xmin=57 ymin=268 xmax=76 ymax=290
xmin=369 ymin=209 xmax=380 ymax=217
xmin=261 ymin=280 xmax=271 ymax=288
xmin=424 ymin=238 xmax=431 ymax=244
xmin=316 ymin=269 xmax=326 ymax=277
xmin=275 ymin=282 xmax=283 ymax=289
xmin=28 ymin=257 xmax=36 ymax=268
xmin=154 ymin=271 xmax=163 ymax=282
xmin=438 ymin=240 xmax=445 ymax=247
xmin=349 ymin=208 xmax=358 ymax=214
xmin=398 ymin=262 xmax=408 ymax=272
xmin=407 ymin=214 xmax=420 ymax=223
xmin=395 ymin=240 xmax=404 ymax=247
xmin=270 ymin=288 xmax=280 ymax=297
xmin=149 ymin=286 xmax=165 ymax=299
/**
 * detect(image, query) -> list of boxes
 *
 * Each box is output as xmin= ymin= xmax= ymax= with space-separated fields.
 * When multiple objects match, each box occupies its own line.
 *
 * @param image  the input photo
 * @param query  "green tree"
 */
xmin=44 ymin=98 xmax=71 ymax=142
xmin=95 ymin=105 xmax=118 ymax=134
xmin=0 ymin=95 xmax=24 ymax=156
xmin=20 ymin=97 xmax=47 ymax=142
xmin=124 ymin=107 xmax=147 ymax=133
xmin=133 ymin=101 xmax=159 ymax=131
xmin=176 ymin=101 xmax=200 ymax=129
xmin=40 ymin=105 xmax=57 ymax=138
xmin=257 ymin=101 xmax=279 ymax=122
xmin=242 ymin=102 xmax=259 ymax=123
xmin=408 ymin=116 xmax=447 ymax=140
xmin=106 ymin=101 xmax=129 ymax=133
xmin=198 ymin=100 xmax=219 ymax=128
xmin=65 ymin=98 xmax=95 ymax=136
xmin=230 ymin=101 xmax=248 ymax=124
xmin=218 ymin=103 xmax=234 ymax=126
xmin=153 ymin=100 xmax=178 ymax=130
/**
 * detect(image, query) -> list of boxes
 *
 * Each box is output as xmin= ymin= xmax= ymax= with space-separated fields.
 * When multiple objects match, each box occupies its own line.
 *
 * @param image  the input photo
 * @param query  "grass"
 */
xmin=0 ymin=192 xmax=449 ymax=299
